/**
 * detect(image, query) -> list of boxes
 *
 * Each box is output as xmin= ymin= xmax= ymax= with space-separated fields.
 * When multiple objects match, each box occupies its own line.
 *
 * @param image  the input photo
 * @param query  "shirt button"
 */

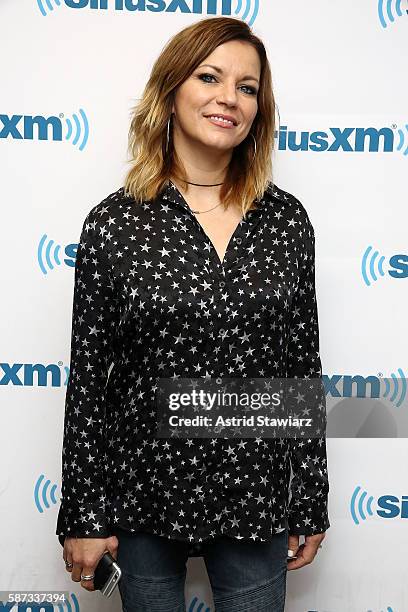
xmin=212 ymin=473 xmax=219 ymax=481
xmin=236 ymin=237 xmax=242 ymax=244
xmin=219 ymin=329 xmax=225 ymax=334
xmin=219 ymin=280 xmax=225 ymax=288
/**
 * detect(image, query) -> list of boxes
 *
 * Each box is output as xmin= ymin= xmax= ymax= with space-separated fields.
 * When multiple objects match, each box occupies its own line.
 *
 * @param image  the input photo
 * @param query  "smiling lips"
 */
xmin=205 ymin=114 xmax=237 ymax=128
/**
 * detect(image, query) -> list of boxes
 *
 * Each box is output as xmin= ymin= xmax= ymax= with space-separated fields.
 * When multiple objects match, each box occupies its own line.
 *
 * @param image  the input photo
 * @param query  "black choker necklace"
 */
xmin=172 ymin=176 xmax=224 ymax=187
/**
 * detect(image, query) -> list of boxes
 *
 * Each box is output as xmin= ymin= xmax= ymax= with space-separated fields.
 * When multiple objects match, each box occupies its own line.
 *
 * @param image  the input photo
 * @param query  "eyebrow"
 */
xmin=198 ymin=64 xmax=259 ymax=84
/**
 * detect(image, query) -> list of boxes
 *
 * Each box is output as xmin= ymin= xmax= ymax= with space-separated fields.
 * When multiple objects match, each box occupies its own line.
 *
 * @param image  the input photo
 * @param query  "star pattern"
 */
xmin=56 ymin=179 xmax=330 ymax=551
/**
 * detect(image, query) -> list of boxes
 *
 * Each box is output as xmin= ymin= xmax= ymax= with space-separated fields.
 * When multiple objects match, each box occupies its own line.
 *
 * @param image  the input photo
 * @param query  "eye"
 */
xmin=198 ymin=73 xmax=217 ymax=84
xmin=197 ymin=73 xmax=257 ymax=96
xmin=240 ymin=85 xmax=258 ymax=96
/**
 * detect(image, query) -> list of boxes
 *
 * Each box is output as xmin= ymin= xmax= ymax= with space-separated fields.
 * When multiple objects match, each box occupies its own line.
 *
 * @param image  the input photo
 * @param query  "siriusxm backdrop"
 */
xmin=1 ymin=1 xmax=407 ymax=611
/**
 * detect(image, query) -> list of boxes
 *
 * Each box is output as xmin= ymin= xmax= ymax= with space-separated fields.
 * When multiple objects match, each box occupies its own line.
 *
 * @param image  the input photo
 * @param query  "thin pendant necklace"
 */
xmin=189 ymin=202 xmax=223 ymax=214
xmin=170 ymin=178 xmax=224 ymax=215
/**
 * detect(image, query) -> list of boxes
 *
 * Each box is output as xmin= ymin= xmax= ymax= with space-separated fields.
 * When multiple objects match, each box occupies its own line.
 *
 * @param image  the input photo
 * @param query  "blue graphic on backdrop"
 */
xmin=378 ymin=0 xmax=407 ymax=28
xmin=275 ymin=123 xmax=408 ymax=155
xmin=38 ymin=235 xmax=77 ymax=275
xmin=36 ymin=0 xmax=260 ymax=25
xmin=0 ymin=109 xmax=89 ymax=150
xmin=34 ymin=474 xmax=59 ymax=513
xmin=323 ymin=370 xmax=407 ymax=408
xmin=56 ymin=595 xmax=80 ymax=612
xmin=351 ymin=485 xmax=408 ymax=525
xmin=361 ymin=246 xmax=408 ymax=285
xmin=188 ymin=597 xmax=211 ymax=612
xmin=0 ymin=362 xmax=69 ymax=387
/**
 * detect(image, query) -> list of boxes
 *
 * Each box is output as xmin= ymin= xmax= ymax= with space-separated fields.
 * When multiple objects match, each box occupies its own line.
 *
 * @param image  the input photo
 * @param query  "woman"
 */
xmin=56 ymin=16 xmax=330 ymax=612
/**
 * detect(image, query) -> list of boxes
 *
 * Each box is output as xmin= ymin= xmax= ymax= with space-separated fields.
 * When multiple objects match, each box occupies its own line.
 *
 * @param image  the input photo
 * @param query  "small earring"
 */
xmin=165 ymin=114 xmax=172 ymax=154
xmin=250 ymin=133 xmax=257 ymax=165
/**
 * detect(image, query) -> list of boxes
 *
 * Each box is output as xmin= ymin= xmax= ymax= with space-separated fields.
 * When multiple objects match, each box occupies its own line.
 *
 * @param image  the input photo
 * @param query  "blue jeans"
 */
xmin=114 ymin=527 xmax=288 ymax=612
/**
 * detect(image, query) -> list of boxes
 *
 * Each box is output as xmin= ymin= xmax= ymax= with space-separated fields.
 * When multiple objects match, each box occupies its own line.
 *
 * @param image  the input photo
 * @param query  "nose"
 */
xmin=216 ymin=81 xmax=238 ymax=107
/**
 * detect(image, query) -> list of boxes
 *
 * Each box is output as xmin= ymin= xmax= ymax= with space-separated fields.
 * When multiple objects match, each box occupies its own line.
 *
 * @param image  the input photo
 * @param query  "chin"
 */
xmin=201 ymin=137 xmax=236 ymax=151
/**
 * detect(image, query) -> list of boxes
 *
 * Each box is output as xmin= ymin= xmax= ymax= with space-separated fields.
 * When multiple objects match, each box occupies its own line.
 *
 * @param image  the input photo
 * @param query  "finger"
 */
xmin=63 ymin=554 xmax=74 ymax=572
xmin=287 ymin=543 xmax=315 ymax=571
xmin=302 ymin=537 xmax=321 ymax=561
xmin=106 ymin=535 xmax=119 ymax=561
xmin=80 ymin=564 xmax=96 ymax=592
xmin=287 ymin=545 xmax=308 ymax=570
xmin=63 ymin=544 xmax=74 ymax=573
xmin=71 ymin=562 xmax=83 ymax=583
xmin=287 ymin=534 xmax=299 ymax=558
xmin=287 ymin=556 xmax=308 ymax=571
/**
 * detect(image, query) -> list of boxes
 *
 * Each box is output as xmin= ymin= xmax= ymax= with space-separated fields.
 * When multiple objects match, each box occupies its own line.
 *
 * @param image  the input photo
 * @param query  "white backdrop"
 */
xmin=1 ymin=1 xmax=407 ymax=611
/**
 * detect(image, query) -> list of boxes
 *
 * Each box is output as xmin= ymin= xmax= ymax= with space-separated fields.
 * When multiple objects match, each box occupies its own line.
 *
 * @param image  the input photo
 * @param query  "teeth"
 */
xmin=209 ymin=115 xmax=234 ymax=125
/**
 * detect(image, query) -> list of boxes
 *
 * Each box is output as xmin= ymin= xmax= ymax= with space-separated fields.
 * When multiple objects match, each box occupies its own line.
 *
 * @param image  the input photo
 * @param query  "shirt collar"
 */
xmin=158 ymin=179 xmax=269 ymax=218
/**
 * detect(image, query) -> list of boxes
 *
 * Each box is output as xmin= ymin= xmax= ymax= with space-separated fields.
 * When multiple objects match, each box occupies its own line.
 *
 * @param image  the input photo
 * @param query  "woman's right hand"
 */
xmin=63 ymin=535 xmax=119 ymax=592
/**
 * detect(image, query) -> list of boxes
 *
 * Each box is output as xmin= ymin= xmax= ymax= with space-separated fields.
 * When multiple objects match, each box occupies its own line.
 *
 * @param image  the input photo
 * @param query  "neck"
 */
xmin=171 ymin=128 xmax=232 ymax=187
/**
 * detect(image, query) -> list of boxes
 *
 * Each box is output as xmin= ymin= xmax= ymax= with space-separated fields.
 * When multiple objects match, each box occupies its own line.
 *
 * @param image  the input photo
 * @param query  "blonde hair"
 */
xmin=123 ymin=16 xmax=276 ymax=216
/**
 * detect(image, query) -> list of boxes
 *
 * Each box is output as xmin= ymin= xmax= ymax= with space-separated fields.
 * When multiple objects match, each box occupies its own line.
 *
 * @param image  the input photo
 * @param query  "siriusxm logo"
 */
xmin=38 ymin=235 xmax=77 ymax=275
xmin=275 ymin=124 xmax=408 ymax=155
xmin=323 ymin=371 xmax=406 ymax=408
xmin=378 ymin=0 xmax=407 ymax=28
xmin=37 ymin=0 xmax=260 ymax=25
xmin=0 ymin=594 xmax=80 ymax=611
xmin=362 ymin=245 xmax=408 ymax=286
xmin=0 ymin=109 xmax=89 ymax=150
xmin=351 ymin=485 xmax=408 ymax=525
xmin=0 ymin=363 xmax=69 ymax=387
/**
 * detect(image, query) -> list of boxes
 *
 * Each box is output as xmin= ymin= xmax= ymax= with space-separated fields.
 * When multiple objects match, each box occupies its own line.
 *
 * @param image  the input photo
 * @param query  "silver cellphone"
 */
xmin=94 ymin=552 xmax=122 ymax=598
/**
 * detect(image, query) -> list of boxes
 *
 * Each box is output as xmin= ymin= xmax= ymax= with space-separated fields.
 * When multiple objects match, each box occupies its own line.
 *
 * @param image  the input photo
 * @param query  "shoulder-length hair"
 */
xmin=123 ymin=16 xmax=276 ymax=216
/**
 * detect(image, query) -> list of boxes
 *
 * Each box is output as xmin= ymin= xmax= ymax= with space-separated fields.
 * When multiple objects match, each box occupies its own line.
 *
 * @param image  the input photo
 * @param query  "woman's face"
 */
xmin=171 ymin=40 xmax=261 ymax=156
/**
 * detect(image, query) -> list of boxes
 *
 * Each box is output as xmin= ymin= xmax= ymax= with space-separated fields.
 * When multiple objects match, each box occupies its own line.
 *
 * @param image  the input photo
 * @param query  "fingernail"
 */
xmin=287 ymin=549 xmax=294 ymax=557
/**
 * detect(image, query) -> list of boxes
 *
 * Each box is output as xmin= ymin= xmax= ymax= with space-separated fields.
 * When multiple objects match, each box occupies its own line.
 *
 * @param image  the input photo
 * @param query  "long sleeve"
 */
xmin=56 ymin=205 xmax=119 ymax=546
xmin=285 ymin=211 xmax=330 ymax=536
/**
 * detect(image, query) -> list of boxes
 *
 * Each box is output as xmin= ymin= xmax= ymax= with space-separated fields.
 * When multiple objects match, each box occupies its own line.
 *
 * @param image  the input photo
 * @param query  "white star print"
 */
xmin=56 ymin=180 xmax=330 ymax=550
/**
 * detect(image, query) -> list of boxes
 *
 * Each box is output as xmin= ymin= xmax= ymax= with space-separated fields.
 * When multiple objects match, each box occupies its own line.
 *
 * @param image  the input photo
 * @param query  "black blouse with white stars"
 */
xmin=56 ymin=179 xmax=330 ymax=552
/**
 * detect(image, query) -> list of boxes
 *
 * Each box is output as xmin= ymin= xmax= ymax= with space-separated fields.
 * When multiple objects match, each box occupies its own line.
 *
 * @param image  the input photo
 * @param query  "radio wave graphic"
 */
xmin=233 ymin=0 xmax=259 ymax=26
xmin=38 ymin=234 xmax=62 ymax=275
xmin=188 ymin=596 xmax=211 ymax=612
xmin=350 ymin=485 xmax=375 ymax=525
xmin=37 ymin=0 xmax=62 ymax=16
xmin=65 ymin=108 xmax=89 ymax=151
xmin=396 ymin=123 xmax=408 ymax=155
xmin=378 ymin=0 xmax=406 ymax=28
xmin=34 ymin=474 xmax=59 ymax=513
xmin=361 ymin=245 xmax=386 ymax=286
xmin=56 ymin=593 xmax=80 ymax=612
xmin=382 ymin=368 xmax=407 ymax=408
